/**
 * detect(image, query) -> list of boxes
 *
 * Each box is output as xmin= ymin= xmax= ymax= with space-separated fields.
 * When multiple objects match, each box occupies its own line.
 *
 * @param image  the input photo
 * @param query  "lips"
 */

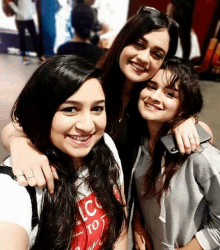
xmin=144 ymin=102 xmax=162 ymax=111
xmin=130 ymin=61 xmax=147 ymax=72
xmin=70 ymin=135 xmax=92 ymax=141
xmin=68 ymin=134 xmax=93 ymax=145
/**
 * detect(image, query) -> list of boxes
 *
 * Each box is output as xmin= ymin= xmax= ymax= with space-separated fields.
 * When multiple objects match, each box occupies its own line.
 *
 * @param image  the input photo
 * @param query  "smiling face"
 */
xmin=119 ymin=28 xmax=170 ymax=85
xmin=50 ymin=78 xmax=106 ymax=168
xmin=138 ymin=68 xmax=180 ymax=127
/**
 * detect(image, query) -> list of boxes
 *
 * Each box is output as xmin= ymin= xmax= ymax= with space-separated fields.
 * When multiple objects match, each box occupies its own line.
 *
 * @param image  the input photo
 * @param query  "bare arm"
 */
xmin=113 ymin=182 xmax=128 ymax=250
xmin=0 ymin=222 xmax=29 ymax=250
xmin=1 ymin=122 xmax=57 ymax=194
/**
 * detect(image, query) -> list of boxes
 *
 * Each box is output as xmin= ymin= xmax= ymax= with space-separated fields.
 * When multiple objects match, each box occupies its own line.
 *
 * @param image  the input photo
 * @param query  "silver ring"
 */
xmin=189 ymin=137 xmax=194 ymax=140
xmin=27 ymin=175 xmax=35 ymax=179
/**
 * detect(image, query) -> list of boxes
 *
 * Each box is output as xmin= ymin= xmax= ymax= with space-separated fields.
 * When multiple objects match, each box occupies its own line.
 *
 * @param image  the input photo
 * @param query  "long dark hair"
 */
xmin=98 ymin=8 xmax=179 ymax=139
xmin=171 ymin=0 xmax=196 ymax=60
xmin=11 ymin=55 xmax=126 ymax=249
xmin=130 ymin=57 xmax=203 ymax=202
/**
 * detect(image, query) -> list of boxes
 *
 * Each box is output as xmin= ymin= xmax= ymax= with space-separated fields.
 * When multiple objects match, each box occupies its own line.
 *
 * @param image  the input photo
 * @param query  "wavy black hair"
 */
xmin=129 ymin=57 xmax=203 ymax=202
xmin=98 ymin=8 xmax=179 ymax=138
xmin=11 ymin=55 xmax=126 ymax=249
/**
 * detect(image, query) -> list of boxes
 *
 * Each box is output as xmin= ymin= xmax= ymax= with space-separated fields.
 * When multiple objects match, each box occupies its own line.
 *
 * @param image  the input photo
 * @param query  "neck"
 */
xmin=122 ymin=78 xmax=136 ymax=108
xmin=147 ymin=121 xmax=163 ymax=154
xmin=71 ymin=34 xmax=91 ymax=44
xmin=73 ymin=158 xmax=83 ymax=170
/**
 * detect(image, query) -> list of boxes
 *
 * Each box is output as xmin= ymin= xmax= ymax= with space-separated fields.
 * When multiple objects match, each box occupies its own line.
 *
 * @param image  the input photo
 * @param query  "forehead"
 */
xmin=67 ymin=78 xmax=104 ymax=101
xmin=151 ymin=68 xmax=174 ymax=86
xmin=142 ymin=29 xmax=170 ymax=53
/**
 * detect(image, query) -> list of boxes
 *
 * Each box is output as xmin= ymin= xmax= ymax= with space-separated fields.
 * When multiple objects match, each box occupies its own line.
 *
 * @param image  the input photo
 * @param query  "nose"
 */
xmin=75 ymin=113 xmax=94 ymax=134
xmin=150 ymin=89 xmax=161 ymax=102
xmin=137 ymin=49 xmax=150 ymax=65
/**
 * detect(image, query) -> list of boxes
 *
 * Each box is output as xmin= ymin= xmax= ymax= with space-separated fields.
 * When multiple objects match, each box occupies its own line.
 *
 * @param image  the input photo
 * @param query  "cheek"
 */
xmin=97 ymin=112 xmax=107 ymax=131
xmin=150 ymin=61 xmax=163 ymax=76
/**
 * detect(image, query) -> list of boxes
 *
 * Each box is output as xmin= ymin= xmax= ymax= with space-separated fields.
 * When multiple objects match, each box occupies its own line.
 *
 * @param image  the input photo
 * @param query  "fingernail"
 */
xmin=49 ymin=190 xmax=54 ymax=195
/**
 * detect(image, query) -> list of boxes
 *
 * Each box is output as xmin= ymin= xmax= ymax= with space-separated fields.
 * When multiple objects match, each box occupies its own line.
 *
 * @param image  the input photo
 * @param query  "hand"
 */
xmin=173 ymin=117 xmax=200 ymax=155
xmin=10 ymin=137 xmax=58 ymax=194
xmin=133 ymin=222 xmax=152 ymax=250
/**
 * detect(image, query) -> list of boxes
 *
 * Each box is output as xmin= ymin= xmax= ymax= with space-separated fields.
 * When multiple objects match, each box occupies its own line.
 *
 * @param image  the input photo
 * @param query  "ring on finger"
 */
xmin=27 ymin=175 xmax=35 ymax=179
xmin=189 ymin=137 xmax=194 ymax=140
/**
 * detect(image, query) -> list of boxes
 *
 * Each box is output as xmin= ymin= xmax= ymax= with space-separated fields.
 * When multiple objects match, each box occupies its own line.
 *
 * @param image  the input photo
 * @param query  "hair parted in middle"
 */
xmin=98 ymin=7 xmax=179 ymax=138
xmin=11 ymin=55 xmax=126 ymax=250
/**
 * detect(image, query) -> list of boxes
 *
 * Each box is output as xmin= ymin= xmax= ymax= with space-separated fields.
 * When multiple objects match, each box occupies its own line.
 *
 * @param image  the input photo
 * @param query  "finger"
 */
xmin=51 ymin=165 xmax=59 ymax=180
xmin=188 ymin=133 xmax=196 ymax=152
xmin=31 ymin=168 xmax=47 ymax=189
xmin=14 ymin=169 xmax=28 ymax=186
xmin=24 ymin=169 xmax=37 ymax=187
xmin=193 ymin=130 xmax=200 ymax=150
xmin=174 ymin=132 xmax=185 ymax=155
xmin=41 ymin=163 xmax=55 ymax=194
xmin=181 ymin=134 xmax=192 ymax=154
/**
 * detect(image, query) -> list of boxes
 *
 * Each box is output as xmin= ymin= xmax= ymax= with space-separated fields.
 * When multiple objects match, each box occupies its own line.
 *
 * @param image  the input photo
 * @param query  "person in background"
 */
xmin=6 ymin=0 xmax=46 ymax=65
xmin=132 ymin=57 xmax=218 ymax=250
xmin=57 ymin=3 xmax=103 ymax=65
xmin=167 ymin=0 xmax=201 ymax=61
xmin=0 ymin=55 xmax=127 ymax=250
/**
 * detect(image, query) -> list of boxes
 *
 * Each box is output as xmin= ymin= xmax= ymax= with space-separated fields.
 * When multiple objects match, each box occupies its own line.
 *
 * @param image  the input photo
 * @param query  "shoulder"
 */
xmin=103 ymin=133 xmax=123 ymax=185
xmin=57 ymin=42 xmax=74 ymax=55
xmin=0 ymin=157 xmax=32 ymax=237
xmin=187 ymin=142 xmax=220 ymax=183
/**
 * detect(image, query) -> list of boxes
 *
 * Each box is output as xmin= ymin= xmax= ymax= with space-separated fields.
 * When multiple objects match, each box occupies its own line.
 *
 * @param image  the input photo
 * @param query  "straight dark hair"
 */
xmin=98 ymin=8 xmax=179 ymax=139
xmin=11 ymin=55 xmax=126 ymax=249
xmin=129 ymin=57 xmax=203 ymax=202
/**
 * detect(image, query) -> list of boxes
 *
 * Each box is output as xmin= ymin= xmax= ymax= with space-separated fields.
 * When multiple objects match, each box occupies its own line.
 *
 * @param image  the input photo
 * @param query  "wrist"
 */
xmin=192 ymin=115 xmax=199 ymax=124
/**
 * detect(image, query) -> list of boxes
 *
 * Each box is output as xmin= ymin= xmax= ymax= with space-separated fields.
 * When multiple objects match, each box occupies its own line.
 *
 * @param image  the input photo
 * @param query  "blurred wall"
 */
xmin=129 ymin=0 xmax=218 ymax=55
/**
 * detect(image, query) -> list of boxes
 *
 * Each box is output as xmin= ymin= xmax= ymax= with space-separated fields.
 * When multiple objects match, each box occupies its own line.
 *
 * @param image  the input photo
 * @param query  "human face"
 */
xmin=119 ymin=29 xmax=170 ymax=84
xmin=138 ymin=69 xmax=180 ymax=126
xmin=51 ymin=78 xmax=106 ymax=168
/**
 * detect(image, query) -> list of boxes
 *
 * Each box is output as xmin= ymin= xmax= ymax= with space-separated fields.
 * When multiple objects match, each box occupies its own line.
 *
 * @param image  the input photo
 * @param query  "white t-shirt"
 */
xmin=9 ymin=0 xmax=36 ymax=21
xmin=0 ymin=133 xmax=123 ymax=248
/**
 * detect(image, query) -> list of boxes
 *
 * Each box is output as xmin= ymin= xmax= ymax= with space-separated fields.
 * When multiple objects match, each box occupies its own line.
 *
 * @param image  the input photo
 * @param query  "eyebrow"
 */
xmin=62 ymin=100 xmax=105 ymax=105
xmin=148 ymin=80 xmax=178 ymax=91
xmin=141 ymin=37 xmax=166 ymax=54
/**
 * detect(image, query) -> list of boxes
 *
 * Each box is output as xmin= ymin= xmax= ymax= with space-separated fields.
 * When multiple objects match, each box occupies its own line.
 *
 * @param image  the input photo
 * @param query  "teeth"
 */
xmin=71 ymin=135 xmax=91 ymax=141
xmin=131 ymin=62 xmax=145 ymax=71
xmin=146 ymin=104 xmax=160 ymax=110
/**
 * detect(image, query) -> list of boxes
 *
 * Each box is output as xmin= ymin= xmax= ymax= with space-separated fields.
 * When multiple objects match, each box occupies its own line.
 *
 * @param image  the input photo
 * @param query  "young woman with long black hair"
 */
xmin=0 ymin=55 xmax=127 ymax=250
xmin=1 ymin=6 xmax=212 ymax=199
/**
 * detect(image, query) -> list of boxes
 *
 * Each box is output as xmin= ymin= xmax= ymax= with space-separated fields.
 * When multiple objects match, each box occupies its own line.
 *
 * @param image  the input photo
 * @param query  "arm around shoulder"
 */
xmin=1 ymin=122 xmax=25 ymax=151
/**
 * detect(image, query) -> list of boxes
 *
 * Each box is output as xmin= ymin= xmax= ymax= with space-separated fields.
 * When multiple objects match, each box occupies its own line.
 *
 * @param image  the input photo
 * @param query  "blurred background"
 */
xmin=0 ymin=0 xmax=220 ymax=162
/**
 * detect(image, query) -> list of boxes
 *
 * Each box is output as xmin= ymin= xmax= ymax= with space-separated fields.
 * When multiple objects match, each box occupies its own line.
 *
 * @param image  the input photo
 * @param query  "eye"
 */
xmin=165 ymin=91 xmax=176 ymax=98
xmin=92 ymin=106 xmax=105 ymax=114
xmin=152 ymin=51 xmax=164 ymax=60
xmin=133 ymin=40 xmax=145 ymax=49
xmin=61 ymin=106 xmax=78 ymax=114
xmin=146 ymin=83 xmax=156 ymax=90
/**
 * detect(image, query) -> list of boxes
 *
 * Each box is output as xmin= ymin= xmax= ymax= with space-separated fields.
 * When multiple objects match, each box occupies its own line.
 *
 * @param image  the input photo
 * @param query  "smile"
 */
xmin=144 ymin=103 xmax=162 ymax=111
xmin=68 ymin=134 xmax=93 ymax=145
xmin=130 ymin=61 xmax=146 ymax=72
